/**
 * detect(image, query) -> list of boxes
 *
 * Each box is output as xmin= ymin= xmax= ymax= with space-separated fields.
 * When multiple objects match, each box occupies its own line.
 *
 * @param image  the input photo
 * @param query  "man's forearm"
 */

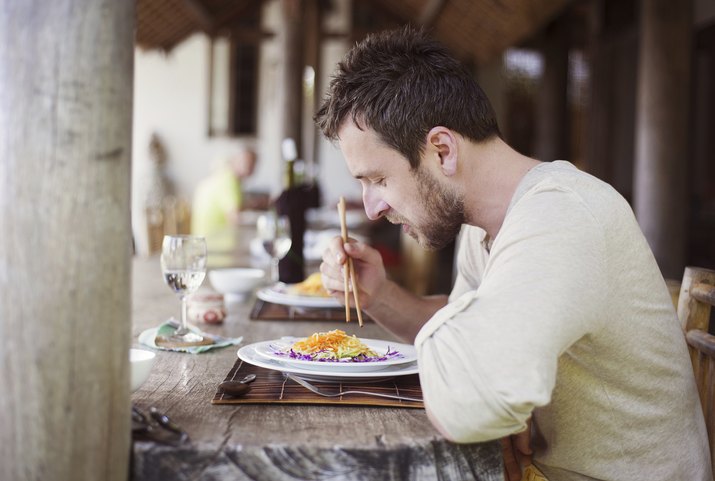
xmin=366 ymin=280 xmax=448 ymax=343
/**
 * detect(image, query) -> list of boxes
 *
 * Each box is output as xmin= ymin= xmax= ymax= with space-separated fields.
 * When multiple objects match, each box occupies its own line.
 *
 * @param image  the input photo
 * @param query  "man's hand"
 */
xmin=501 ymin=421 xmax=533 ymax=481
xmin=320 ymin=236 xmax=386 ymax=309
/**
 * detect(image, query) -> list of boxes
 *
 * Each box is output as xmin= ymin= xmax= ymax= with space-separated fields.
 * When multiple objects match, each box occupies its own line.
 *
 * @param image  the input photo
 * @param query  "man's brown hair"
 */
xmin=315 ymin=26 xmax=500 ymax=170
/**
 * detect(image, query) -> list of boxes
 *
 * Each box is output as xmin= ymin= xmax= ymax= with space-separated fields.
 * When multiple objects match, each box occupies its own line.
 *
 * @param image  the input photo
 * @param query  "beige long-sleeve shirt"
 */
xmin=415 ymin=161 xmax=711 ymax=480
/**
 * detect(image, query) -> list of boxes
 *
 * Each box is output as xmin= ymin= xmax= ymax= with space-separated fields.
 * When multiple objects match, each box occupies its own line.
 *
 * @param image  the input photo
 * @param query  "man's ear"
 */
xmin=426 ymin=126 xmax=458 ymax=177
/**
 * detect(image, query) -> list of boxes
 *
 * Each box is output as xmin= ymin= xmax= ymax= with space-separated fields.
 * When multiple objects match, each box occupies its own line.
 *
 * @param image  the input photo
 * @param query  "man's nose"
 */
xmin=362 ymin=189 xmax=389 ymax=220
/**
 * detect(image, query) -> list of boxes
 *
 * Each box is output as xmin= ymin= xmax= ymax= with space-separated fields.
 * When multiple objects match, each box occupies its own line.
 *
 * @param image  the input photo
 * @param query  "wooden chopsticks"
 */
xmin=337 ymin=197 xmax=364 ymax=327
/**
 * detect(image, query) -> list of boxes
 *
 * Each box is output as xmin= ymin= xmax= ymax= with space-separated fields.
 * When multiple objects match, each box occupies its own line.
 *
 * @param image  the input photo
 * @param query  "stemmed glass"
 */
xmin=160 ymin=235 xmax=208 ymax=345
xmin=256 ymin=212 xmax=292 ymax=284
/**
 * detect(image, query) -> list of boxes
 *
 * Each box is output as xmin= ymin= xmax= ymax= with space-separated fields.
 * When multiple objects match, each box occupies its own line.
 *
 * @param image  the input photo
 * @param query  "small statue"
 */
xmin=145 ymin=133 xmax=173 ymax=211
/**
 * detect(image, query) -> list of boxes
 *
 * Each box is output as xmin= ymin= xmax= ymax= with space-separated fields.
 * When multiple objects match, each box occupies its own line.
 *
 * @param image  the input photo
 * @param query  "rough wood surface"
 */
xmin=0 ymin=1 xmax=134 ymax=481
xmin=130 ymin=256 xmax=503 ymax=480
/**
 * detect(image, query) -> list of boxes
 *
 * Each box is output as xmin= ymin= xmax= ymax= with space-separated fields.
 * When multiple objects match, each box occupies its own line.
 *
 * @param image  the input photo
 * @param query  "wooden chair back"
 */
xmin=145 ymin=196 xmax=192 ymax=255
xmin=677 ymin=266 xmax=715 ymax=472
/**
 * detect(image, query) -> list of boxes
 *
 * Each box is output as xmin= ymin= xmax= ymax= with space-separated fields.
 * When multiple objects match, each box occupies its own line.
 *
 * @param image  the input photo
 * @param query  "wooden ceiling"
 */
xmin=136 ymin=0 xmax=575 ymax=65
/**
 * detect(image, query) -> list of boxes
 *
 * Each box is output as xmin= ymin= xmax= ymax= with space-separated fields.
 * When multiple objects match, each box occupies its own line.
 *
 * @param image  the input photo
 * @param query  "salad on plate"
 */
xmin=276 ymin=329 xmax=403 ymax=363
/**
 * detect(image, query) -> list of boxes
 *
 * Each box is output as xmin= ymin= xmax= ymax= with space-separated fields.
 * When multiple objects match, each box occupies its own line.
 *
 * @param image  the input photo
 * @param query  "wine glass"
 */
xmin=160 ymin=235 xmax=208 ymax=345
xmin=256 ymin=212 xmax=292 ymax=284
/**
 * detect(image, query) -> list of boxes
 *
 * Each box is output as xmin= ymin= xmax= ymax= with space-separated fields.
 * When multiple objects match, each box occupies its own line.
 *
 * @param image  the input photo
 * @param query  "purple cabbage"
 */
xmin=272 ymin=346 xmax=403 ymax=363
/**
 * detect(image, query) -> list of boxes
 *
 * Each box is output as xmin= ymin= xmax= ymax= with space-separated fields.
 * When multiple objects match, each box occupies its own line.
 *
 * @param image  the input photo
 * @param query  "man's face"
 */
xmin=338 ymin=121 xmax=464 ymax=250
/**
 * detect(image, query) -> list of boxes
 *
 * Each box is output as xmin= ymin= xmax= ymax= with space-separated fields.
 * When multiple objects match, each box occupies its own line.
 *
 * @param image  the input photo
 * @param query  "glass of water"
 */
xmin=160 ymin=235 xmax=207 ymax=345
xmin=256 ymin=212 xmax=292 ymax=284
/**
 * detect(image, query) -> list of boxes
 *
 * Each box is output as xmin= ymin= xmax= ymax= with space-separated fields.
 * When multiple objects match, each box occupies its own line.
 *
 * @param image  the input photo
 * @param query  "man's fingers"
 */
xmin=513 ymin=428 xmax=533 ymax=456
xmin=501 ymin=437 xmax=522 ymax=481
xmin=322 ymin=236 xmax=346 ymax=265
xmin=319 ymin=261 xmax=349 ymax=292
xmin=344 ymin=240 xmax=380 ymax=265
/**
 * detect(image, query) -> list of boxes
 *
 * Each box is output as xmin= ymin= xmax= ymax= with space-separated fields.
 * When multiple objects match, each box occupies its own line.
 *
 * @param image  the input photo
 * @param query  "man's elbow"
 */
xmin=424 ymin=396 xmax=531 ymax=444
xmin=425 ymin=404 xmax=459 ymax=442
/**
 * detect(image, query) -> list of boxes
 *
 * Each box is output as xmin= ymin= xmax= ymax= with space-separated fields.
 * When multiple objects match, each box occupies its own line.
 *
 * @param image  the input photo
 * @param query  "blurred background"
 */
xmin=133 ymin=0 xmax=715 ymax=293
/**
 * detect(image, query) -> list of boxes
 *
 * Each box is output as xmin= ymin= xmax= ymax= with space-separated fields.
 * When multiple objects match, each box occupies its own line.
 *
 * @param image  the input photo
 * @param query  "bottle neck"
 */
xmin=285 ymin=159 xmax=295 ymax=188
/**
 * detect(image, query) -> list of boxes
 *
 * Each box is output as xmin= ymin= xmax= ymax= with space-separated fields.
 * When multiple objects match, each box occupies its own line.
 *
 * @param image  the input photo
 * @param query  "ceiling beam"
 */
xmin=182 ymin=0 xmax=214 ymax=32
xmin=229 ymin=29 xmax=275 ymax=43
xmin=418 ymin=0 xmax=448 ymax=28
xmin=211 ymin=0 xmax=255 ymax=33
xmin=359 ymin=0 xmax=412 ymax=25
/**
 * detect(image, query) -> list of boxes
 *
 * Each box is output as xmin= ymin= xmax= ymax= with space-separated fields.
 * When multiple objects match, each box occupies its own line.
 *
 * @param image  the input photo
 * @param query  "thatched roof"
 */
xmin=136 ymin=0 xmax=575 ymax=64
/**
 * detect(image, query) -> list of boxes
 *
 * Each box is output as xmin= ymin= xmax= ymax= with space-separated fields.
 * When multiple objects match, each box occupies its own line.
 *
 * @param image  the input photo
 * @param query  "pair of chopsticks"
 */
xmin=337 ymin=197 xmax=364 ymax=327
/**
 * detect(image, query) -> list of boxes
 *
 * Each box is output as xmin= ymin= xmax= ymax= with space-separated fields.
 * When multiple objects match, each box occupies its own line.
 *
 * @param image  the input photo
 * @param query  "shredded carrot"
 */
xmin=289 ymin=272 xmax=329 ymax=297
xmin=291 ymin=329 xmax=377 ymax=358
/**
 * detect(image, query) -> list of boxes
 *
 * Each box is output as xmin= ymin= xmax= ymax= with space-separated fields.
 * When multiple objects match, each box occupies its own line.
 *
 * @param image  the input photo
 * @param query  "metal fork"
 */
xmin=284 ymin=373 xmax=423 ymax=402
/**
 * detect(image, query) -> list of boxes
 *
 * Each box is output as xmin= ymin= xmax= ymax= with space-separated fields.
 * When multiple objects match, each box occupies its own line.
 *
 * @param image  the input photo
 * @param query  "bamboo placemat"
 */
xmin=211 ymin=358 xmax=423 ymax=408
xmin=249 ymin=299 xmax=372 ymax=322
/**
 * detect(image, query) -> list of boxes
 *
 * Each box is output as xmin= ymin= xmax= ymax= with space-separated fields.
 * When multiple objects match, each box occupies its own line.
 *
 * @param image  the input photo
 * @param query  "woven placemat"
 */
xmin=249 ymin=299 xmax=372 ymax=322
xmin=211 ymin=358 xmax=423 ymax=408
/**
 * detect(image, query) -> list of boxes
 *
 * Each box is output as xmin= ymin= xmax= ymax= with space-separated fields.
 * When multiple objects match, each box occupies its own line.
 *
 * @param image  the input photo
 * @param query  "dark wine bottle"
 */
xmin=275 ymin=139 xmax=321 ymax=283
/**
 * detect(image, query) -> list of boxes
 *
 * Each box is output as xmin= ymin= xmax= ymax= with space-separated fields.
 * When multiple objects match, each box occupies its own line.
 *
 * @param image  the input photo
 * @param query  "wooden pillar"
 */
xmin=303 ymin=0 xmax=321 ymax=171
xmin=633 ymin=0 xmax=692 ymax=278
xmin=280 ymin=0 xmax=305 ymax=157
xmin=0 ymin=1 xmax=134 ymax=480
xmin=535 ymin=20 xmax=570 ymax=162
xmin=584 ymin=0 xmax=611 ymax=181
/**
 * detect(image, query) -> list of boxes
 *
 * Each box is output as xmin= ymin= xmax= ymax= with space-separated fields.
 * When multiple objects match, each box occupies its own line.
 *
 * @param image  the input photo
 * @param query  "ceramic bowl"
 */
xmin=208 ymin=267 xmax=266 ymax=294
xmin=130 ymin=348 xmax=156 ymax=392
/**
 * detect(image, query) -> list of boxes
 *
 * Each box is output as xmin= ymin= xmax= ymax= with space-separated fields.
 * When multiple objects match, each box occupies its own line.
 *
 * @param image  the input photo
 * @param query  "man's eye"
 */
xmin=375 ymin=178 xmax=386 ymax=186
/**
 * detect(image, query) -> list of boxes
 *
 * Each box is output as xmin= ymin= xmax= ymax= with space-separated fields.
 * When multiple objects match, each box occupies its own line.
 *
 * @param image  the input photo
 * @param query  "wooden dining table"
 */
xmin=130 ymin=251 xmax=504 ymax=481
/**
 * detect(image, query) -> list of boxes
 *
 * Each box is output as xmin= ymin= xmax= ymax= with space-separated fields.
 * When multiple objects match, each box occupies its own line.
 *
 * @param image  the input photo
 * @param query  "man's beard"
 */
xmin=388 ymin=167 xmax=465 ymax=251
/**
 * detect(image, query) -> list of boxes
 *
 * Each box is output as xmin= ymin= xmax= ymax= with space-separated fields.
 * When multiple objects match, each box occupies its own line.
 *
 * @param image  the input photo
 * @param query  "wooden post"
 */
xmin=303 ymin=0 xmax=321 ymax=171
xmin=583 ymin=0 xmax=612 ymax=181
xmin=633 ymin=0 xmax=692 ymax=278
xmin=535 ymin=20 xmax=570 ymax=163
xmin=280 ymin=0 xmax=305 ymax=156
xmin=0 ymin=1 xmax=134 ymax=480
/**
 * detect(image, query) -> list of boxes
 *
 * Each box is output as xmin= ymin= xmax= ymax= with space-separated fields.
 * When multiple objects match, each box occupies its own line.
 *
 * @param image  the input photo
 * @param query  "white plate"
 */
xmin=255 ymin=284 xmax=340 ymax=308
xmin=252 ymin=337 xmax=417 ymax=373
xmin=237 ymin=344 xmax=419 ymax=383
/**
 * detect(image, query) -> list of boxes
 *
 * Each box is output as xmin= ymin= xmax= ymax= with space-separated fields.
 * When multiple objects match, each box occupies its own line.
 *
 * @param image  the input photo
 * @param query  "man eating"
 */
xmin=315 ymin=27 xmax=710 ymax=480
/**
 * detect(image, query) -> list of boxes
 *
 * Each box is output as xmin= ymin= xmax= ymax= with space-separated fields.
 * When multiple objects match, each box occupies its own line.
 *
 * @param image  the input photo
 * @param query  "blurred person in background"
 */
xmin=191 ymin=146 xmax=257 ymax=249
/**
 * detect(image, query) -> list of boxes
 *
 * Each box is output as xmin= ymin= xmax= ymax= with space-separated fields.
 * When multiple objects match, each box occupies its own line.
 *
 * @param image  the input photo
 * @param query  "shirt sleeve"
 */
xmin=450 ymin=226 xmax=489 ymax=301
xmin=415 ymin=185 xmax=608 ymax=443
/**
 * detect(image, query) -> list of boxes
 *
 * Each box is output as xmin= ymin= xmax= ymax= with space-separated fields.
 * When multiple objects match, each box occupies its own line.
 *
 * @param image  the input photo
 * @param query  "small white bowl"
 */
xmin=130 ymin=348 xmax=156 ymax=392
xmin=209 ymin=267 xmax=266 ymax=294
